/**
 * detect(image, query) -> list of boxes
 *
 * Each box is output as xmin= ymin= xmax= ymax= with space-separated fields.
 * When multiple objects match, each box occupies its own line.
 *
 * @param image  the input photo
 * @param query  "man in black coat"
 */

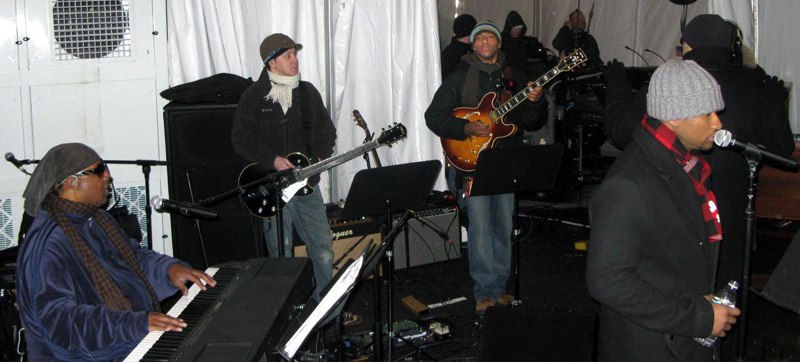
xmin=232 ymin=33 xmax=336 ymax=301
xmin=440 ymin=14 xmax=476 ymax=80
xmin=501 ymin=10 xmax=548 ymax=79
xmin=552 ymin=9 xmax=602 ymax=67
xmin=603 ymin=14 xmax=795 ymax=298
xmin=587 ymin=59 xmax=740 ymax=361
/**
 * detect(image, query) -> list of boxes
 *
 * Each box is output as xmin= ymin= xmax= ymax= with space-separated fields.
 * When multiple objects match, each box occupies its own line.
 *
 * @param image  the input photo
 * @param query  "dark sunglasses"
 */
xmin=75 ymin=162 xmax=107 ymax=177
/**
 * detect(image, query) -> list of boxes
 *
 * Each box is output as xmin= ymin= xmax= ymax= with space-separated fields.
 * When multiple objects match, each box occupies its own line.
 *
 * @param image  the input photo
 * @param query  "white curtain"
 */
xmin=755 ymin=0 xmax=799 ymax=133
xmin=330 ymin=0 xmax=444 ymax=200
xmin=166 ymin=0 xmax=444 ymax=203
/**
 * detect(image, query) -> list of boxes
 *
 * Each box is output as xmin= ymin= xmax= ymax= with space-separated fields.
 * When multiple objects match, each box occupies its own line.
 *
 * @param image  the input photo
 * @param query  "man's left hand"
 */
xmin=168 ymin=263 xmax=217 ymax=295
xmin=526 ymin=84 xmax=543 ymax=103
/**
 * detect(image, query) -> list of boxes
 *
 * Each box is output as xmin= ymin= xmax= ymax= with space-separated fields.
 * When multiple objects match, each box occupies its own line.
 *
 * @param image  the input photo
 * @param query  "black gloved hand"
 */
xmin=764 ymin=75 xmax=788 ymax=99
xmin=604 ymin=59 xmax=626 ymax=79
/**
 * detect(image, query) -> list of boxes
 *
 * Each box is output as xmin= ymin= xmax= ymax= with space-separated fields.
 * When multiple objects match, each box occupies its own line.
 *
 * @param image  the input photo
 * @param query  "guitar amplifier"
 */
xmin=294 ymin=217 xmax=381 ymax=275
xmin=391 ymin=206 xmax=462 ymax=270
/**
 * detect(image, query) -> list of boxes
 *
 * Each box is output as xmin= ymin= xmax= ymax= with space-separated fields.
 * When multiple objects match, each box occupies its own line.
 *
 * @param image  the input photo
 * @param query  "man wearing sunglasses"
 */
xmin=16 ymin=143 xmax=216 ymax=361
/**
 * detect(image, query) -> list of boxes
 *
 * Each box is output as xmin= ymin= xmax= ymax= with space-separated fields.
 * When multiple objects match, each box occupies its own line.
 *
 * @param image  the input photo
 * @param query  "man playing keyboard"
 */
xmin=16 ymin=143 xmax=216 ymax=361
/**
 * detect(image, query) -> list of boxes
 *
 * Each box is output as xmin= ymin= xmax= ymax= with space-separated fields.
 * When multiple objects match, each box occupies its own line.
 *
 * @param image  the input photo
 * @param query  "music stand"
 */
xmin=470 ymin=145 xmax=564 ymax=305
xmin=338 ymin=160 xmax=441 ymax=362
xmin=276 ymin=253 xmax=364 ymax=360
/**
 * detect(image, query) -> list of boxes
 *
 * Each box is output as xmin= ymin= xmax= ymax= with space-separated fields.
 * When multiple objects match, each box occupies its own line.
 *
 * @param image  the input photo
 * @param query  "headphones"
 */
xmin=726 ymin=19 xmax=744 ymax=64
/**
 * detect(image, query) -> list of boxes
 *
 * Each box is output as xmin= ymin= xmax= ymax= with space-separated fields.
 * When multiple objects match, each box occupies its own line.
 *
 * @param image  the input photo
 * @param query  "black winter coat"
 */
xmin=232 ymin=67 xmax=337 ymax=171
xmin=587 ymin=126 xmax=718 ymax=362
xmin=603 ymin=48 xmax=795 ymax=290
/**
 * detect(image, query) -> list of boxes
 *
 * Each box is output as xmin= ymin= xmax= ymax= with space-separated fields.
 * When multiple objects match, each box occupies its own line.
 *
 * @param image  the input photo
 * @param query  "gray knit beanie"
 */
xmin=647 ymin=59 xmax=724 ymax=121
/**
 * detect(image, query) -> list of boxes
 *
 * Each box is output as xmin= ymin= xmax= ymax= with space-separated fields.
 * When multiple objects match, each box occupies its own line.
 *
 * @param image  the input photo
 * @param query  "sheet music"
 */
xmin=279 ymin=256 xmax=363 ymax=359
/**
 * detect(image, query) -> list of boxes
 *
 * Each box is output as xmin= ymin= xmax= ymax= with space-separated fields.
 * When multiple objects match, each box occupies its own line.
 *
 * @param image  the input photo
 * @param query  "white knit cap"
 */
xmin=647 ymin=59 xmax=724 ymax=121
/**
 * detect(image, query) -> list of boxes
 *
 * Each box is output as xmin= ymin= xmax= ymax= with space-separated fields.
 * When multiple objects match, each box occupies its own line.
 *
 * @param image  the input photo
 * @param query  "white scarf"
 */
xmin=265 ymin=70 xmax=300 ymax=112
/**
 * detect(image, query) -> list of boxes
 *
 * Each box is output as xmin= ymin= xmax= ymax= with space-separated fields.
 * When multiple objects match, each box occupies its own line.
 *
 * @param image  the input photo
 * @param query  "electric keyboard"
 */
xmin=124 ymin=257 xmax=313 ymax=361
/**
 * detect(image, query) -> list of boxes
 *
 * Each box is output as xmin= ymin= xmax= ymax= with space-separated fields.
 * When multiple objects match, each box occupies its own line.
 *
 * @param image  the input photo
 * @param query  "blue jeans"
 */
xmin=448 ymin=168 xmax=513 ymax=301
xmin=263 ymin=185 xmax=333 ymax=300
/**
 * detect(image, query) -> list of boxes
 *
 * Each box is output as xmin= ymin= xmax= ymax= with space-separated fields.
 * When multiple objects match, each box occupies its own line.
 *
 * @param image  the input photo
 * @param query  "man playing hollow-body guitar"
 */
xmin=425 ymin=21 xmax=547 ymax=314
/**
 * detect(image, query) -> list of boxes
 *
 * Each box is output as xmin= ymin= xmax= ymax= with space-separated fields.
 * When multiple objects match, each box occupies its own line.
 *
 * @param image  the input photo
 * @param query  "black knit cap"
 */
xmin=453 ymin=14 xmax=477 ymax=38
xmin=682 ymin=14 xmax=733 ymax=49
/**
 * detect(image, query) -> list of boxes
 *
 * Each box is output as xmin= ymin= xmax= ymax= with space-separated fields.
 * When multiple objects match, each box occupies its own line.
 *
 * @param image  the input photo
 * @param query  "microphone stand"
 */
xmin=362 ymin=133 xmax=373 ymax=169
xmin=196 ymin=169 xmax=290 ymax=257
xmin=16 ymin=158 xmax=167 ymax=250
xmin=735 ymin=157 xmax=759 ymax=361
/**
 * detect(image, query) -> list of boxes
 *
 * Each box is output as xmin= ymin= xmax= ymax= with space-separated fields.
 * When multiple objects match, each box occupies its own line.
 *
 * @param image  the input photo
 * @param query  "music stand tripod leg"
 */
xmin=511 ymin=180 xmax=522 ymax=306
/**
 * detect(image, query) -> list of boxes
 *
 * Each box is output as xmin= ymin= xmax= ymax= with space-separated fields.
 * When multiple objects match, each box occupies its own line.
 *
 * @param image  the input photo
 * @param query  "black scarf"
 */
xmin=460 ymin=52 xmax=506 ymax=106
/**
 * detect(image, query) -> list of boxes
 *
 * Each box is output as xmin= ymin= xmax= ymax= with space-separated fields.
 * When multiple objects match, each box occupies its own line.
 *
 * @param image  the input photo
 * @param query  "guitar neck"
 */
xmin=296 ymin=140 xmax=381 ymax=181
xmin=491 ymin=65 xmax=564 ymax=119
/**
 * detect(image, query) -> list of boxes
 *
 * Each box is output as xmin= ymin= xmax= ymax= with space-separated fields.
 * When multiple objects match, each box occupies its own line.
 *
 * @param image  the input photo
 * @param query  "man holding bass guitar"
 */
xmin=232 ymin=33 xmax=336 ymax=301
xmin=425 ymin=21 xmax=548 ymax=314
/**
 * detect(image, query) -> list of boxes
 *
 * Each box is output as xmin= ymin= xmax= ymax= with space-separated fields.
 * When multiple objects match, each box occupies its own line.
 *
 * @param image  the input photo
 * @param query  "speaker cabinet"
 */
xmin=164 ymin=103 xmax=261 ymax=269
xmin=391 ymin=206 xmax=461 ymax=270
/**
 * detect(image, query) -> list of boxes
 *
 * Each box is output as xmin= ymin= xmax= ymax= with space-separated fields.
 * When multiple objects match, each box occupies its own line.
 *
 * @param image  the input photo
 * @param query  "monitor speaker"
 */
xmin=391 ymin=206 xmax=461 ymax=270
xmin=477 ymin=307 xmax=596 ymax=361
xmin=760 ymin=228 xmax=800 ymax=314
xmin=163 ymin=103 xmax=261 ymax=269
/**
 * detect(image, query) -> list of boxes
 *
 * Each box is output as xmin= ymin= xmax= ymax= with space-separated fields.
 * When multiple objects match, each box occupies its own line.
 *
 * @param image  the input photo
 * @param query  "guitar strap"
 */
xmin=298 ymin=83 xmax=315 ymax=160
xmin=299 ymin=83 xmax=322 ymax=187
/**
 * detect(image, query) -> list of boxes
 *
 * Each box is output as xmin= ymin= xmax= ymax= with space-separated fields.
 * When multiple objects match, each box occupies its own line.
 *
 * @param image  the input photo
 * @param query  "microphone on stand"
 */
xmin=151 ymin=196 xmax=219 ymax=220
xmin=644 ymin=49 xmax=666 ymax=62
xmin=713 ymin=129 xmax=798 ymax=172
xmin=624 ymin=45 xmax=650 ymax=66
xmin=5 ymin=152 xmax=27 ymax=169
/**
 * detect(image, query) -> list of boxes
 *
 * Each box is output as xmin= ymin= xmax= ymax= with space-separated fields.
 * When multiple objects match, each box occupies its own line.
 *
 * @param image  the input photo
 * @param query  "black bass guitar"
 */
xmin=239 ymin=123 xmax=407 ymax=218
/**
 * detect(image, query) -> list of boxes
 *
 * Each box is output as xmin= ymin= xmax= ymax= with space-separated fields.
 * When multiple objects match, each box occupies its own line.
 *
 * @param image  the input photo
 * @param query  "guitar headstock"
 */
xmin=376 ymin=123 xmax=407 ymax=146
xmin=558 ymin=48 xmax=588 ymax=72
xmin=352 ymin=110 xmax=369 ymax=133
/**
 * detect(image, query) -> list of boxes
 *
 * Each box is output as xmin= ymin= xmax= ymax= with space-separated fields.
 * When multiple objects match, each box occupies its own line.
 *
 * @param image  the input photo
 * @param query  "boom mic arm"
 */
xmin=5 ymin=152 xmax=32 ymax=175
xmin=151 ymin=196 xmax=219 ymax=220
xmin=714 ymin=129 xmax=798 ymax=172
xmin=644 ymin=49 xmax=666 ymax=62
xmin=624 ymin=45 xmax=650 ymax=66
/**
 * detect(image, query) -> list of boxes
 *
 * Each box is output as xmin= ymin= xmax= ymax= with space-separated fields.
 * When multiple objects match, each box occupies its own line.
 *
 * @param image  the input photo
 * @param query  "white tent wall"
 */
xmin=166 ymin=0 xmax=444 ymax=204
xmin=757 ymin=0 xmax=799 ymax=133
xmin=330 ymin=1 xmax=443 ymax=200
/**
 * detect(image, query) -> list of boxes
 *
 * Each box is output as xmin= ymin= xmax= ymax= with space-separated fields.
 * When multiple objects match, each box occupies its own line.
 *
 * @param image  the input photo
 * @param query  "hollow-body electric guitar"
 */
xmin=239 ymin=123 xmax=407 ymax=218
xmin=441 ymin=48 xmax=587 ymax=171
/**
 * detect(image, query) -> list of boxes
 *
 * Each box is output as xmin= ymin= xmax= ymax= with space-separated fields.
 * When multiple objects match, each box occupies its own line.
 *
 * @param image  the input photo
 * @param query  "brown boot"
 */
xmin=475 ymin=298 xmax=496 ymax=315
xmin=496 ymin=293 xmax=515 ymax=305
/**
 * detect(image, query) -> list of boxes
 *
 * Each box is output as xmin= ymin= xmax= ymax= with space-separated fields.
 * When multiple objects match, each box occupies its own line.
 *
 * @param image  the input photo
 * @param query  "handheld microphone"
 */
xmin=644 ymin=49 xmax=666 ymax=62
xmin=5 ymin=152 xmax=26 ymax=168
xmin=624 ymin=46 xmax=650 ymax=66
xmin=713 ymin=129 xmax=798 ymax=172
xmin=151 ymin=196 xmax=219 ymax=220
